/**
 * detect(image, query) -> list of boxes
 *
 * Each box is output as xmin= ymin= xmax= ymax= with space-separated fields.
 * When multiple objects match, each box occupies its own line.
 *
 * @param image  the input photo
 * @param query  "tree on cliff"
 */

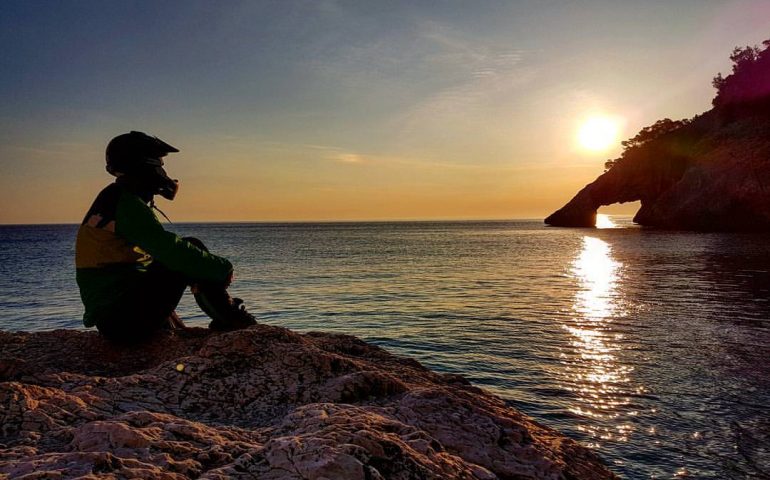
xmin=602 ymin=37 xmax=770 ymax=173
xmin=620 ymin=118 xmax=690 ymax=151
xmin=712 ymin=39 xmax=770 ymax=107
xmin=604 ymin=118 xmax=690 ymax=171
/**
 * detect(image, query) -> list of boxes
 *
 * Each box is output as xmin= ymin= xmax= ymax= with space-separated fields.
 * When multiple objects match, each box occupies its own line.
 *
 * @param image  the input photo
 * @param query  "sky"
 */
xmin=1 ymin=0 xmax=769 ymax=223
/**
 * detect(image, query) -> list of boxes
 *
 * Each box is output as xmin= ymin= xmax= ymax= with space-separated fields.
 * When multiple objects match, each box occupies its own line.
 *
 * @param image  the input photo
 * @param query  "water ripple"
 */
xmin=1 ymin=221 xmax=769 ymax=478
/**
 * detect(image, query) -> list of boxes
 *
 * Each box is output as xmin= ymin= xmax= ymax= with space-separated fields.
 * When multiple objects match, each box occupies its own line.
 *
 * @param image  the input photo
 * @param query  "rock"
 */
xmin=0 ymin=326 xmax=617 ymax=479
xmin=546 ymin=39 xmax=770 ymax=231
xmin=545 ymin=110 xmax=770 ymax=230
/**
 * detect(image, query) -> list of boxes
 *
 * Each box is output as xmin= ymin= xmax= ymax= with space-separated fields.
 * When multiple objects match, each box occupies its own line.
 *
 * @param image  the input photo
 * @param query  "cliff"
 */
xmin=0 ymin=326 xmax=616 ymax=479
xmin=546 ymin=40 xmax=770 ymax=230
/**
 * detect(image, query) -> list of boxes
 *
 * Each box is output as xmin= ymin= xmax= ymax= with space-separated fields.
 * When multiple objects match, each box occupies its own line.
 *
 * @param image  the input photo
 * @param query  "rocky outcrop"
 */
xmin=545 ymin=111 xmax=770 ymax=230
xmin=547 ymin=38 xmax=770 ymax=231
xmin=0 ymin=326 xmax=616 ymax=479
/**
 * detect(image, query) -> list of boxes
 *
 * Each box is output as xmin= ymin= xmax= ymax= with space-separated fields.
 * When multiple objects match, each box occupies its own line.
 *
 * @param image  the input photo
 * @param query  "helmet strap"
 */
xmin=150 ymin=200 xmax=173 ymax=224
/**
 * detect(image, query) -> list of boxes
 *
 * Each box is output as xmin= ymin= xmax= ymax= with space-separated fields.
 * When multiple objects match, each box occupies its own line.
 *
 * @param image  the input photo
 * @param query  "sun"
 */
xmin=577 ymin=116 xmax=620 ymax=152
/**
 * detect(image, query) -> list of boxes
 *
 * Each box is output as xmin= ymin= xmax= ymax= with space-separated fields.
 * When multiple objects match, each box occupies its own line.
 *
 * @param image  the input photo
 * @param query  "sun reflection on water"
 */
xmin=595 ymin=214 xmax=617 ymax=229
xmin=572 ymin=236 xmax=619 ymax=319
xmin=562 ymin=236 xmax=636 ymax=444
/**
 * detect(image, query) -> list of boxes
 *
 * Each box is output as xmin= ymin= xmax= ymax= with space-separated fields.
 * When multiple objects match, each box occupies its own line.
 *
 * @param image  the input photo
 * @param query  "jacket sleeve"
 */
xmin=115 ymin=192 xmax=233 ymax=283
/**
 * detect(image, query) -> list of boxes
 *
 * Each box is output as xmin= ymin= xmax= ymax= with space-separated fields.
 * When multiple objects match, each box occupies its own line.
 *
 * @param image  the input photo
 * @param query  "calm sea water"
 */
xmin=0 ymin=219 xmax=768 ymax=479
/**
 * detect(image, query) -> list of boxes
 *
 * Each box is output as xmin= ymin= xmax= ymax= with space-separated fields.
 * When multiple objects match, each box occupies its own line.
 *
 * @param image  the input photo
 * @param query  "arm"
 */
xmin=115 ymin=192 xmax=233 ymax=283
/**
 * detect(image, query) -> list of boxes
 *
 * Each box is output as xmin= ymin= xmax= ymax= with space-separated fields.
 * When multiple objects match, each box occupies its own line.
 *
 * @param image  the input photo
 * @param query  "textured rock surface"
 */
xmin=546 ymin=109 xmax=770 ymax=230
xmin=0 ymin=326 xmax=617 ymax=479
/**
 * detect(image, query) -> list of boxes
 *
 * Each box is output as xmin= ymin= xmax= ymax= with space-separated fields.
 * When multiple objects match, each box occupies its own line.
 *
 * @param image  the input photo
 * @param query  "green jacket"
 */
xmin=75 ymin=182 xmax=232 ymax=327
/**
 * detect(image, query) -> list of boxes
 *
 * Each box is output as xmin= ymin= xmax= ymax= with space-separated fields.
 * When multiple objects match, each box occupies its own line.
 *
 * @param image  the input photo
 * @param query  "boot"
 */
xmin=193 ymin=287 xmax=256 ymax=331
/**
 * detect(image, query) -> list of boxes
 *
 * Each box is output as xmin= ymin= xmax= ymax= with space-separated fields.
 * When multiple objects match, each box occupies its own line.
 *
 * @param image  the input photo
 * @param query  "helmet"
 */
xmin=106 ymin=131 xmax=180 ymax=200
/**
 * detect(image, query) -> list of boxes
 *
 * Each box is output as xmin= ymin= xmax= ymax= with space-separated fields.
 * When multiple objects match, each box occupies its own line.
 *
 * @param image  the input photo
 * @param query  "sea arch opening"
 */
xmin=596 ymin=201 xmax=642 ymax=228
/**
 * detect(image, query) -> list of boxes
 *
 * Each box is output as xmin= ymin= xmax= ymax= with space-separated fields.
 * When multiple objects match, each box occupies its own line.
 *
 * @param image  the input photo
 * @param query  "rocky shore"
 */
xmin=0 ymin=325 xmax=617 ymax=479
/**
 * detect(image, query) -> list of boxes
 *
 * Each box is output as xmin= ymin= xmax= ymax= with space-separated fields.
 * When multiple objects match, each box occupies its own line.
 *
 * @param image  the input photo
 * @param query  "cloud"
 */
xmin=302 ymin=144 xmax=367 ymax=164
xmin=414 ymin=22 xmax=530 ymax=110
xmin=391 ymin=22 xmax=535 ymax=147
xmin=333 ymin=153 xmax=364 ymax=164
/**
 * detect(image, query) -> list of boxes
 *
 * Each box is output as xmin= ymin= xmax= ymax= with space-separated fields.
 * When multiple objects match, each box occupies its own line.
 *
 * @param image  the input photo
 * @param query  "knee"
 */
xmin=183 ymin=236 xmax=209 ymax=252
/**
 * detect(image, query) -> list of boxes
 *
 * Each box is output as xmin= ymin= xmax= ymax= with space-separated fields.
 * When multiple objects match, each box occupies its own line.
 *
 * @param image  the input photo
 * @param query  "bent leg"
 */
xmin=194 ymin=285 xmax=255 ymax=330
xmin=182 ymin=237 xmax=256 ymax=330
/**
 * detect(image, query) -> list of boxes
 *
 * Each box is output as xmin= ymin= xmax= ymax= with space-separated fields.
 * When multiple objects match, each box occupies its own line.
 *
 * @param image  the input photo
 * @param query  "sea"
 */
xmin=0 ymin=217 xmax=768 ymax=479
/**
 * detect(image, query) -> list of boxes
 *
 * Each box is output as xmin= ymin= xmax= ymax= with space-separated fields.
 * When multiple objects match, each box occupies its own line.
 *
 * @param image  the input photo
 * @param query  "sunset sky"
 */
xmin=2 ymin=0 xmax=769 ymax=223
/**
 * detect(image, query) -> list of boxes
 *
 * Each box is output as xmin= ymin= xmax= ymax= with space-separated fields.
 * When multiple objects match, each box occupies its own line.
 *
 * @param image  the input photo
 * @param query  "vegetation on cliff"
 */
xmin=712 ymin=39 xmax=770 ymax=109
xmin=603 ymin=38 xmax=770 ymax=173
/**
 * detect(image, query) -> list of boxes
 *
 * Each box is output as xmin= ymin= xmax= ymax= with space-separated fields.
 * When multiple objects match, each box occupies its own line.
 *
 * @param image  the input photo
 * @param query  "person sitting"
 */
xmin=75 ymin=131 xmax=256 ymax=343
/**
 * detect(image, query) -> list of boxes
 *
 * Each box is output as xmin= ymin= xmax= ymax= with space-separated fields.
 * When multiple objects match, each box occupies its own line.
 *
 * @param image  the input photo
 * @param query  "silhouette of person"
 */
xmin=75 ymin=131 xmax=255 ymax=343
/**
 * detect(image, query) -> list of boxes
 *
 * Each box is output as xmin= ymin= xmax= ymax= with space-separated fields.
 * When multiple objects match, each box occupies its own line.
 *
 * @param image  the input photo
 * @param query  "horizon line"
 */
xmin=0 ymin=214 xmax=635 ymax=227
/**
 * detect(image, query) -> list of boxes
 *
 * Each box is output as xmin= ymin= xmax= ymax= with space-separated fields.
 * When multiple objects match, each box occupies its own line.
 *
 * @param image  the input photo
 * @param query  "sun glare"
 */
xmin=595 ymin=214 xmax=617 ymax=229
xmin=578 ymin=116 xmax=620 ymax=152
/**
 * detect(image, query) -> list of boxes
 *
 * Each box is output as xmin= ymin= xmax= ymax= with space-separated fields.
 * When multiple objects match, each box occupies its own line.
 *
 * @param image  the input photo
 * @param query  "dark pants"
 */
xmin=96 ymin=237 xmax=219 ymax=344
